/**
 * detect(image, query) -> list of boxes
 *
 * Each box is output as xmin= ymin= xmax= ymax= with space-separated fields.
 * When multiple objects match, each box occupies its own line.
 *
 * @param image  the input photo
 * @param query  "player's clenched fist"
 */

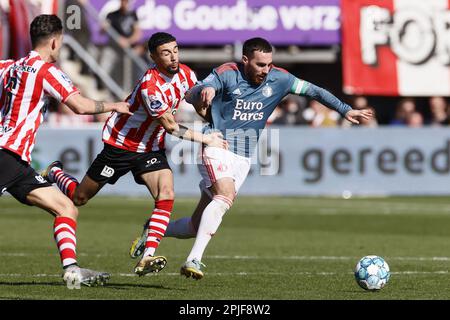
xmin=200 ymin=87 xmax=216 ymax=108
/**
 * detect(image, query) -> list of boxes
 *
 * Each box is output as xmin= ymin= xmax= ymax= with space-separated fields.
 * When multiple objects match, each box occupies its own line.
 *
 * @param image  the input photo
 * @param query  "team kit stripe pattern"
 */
xmin=51 ymin=168 xmax=78 ymax=199
xmin=0 ymin=51 xmax=79 ymax=163
xmin=53 ymin=217 xmax=77 ymax=268
xmin=214 ymin=195 xmax=233 ymax=208
xmin=201 ymin=147 xmax=217 ymax=184
xmin=144 ymin=200 xmax=174 ymax=257
xmin=102 ymin=63 xmax=197 ymax=153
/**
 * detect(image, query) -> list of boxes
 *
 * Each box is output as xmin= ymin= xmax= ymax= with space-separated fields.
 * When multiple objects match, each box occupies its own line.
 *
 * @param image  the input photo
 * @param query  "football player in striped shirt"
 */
xmin=0 ymin=15 xmax=132 ymax=287
xmin=42 ymin=32 xmax=227 ymax=277
xmin=131 ymin=37 xmax=374 ymax=279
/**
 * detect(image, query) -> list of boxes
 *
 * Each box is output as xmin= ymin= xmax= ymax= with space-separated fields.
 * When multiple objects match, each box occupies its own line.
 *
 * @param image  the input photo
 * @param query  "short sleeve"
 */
xmin=141 ymin=88 xmax=170 ymax=118
xmin=42 ymin=65 xmax=79 ymax=103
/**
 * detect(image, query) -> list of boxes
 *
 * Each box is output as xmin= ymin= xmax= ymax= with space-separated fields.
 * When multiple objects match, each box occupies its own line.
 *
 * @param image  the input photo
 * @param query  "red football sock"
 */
xmin=53 ymin=216 xmax=77 ymax=268
xmin=144 ymin=200 xmax=174 ymax=257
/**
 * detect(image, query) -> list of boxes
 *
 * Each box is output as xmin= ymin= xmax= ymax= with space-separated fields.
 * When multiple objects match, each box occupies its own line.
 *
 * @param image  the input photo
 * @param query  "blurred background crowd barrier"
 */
xmin=32 ymin=126 xmax=450 ymax=196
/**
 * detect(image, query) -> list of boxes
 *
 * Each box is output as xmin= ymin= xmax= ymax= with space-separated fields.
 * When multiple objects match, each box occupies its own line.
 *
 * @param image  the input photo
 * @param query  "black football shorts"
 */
xmin=86 ymin=143 xmax=171 ymax=185
xmin=0 ymin=149 xmax=52 ymax=205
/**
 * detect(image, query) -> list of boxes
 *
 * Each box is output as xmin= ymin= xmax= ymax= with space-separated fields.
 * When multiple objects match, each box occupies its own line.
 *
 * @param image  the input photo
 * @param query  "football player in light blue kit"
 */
xmin=130 ymin=38 xmax=373 ymax=279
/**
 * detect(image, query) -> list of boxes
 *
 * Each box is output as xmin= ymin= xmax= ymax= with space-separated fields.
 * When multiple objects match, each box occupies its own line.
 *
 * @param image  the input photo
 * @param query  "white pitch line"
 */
xmin=187 ymin=255 xmax=450 ymax=262
xmin=0 ymin=271 xmax=448 ymax=278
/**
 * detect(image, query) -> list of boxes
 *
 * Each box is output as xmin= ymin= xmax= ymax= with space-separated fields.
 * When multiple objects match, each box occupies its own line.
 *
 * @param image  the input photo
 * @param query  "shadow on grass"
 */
xmin=0 ymin=296 xmax=41 ymax=300
xmin=0 ymin=280 xmax=187 ymax=292
xmin=0 ymin=281 xmax=62 ymax=287
xmin=103 ymin=282 xmax=187 ymax=291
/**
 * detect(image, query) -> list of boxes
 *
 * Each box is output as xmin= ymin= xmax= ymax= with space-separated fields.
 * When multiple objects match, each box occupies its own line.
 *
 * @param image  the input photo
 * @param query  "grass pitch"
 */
xmin=1 ymin=195 xmax=450 ymax=300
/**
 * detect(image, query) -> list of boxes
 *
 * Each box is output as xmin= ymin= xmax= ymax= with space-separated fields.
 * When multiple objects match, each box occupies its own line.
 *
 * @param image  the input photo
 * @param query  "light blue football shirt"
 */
xmin=189 ymin=62 xmax=352 ymax=157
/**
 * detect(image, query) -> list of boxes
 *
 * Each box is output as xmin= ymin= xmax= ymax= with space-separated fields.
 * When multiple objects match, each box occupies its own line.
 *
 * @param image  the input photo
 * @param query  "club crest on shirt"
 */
xmin=149 ymin=95 xmax=164 ymax=111
xmin=150 ymin=100 xmax=163 ymax=110
xmin=262 ymin=85 xmax=273 ymax=97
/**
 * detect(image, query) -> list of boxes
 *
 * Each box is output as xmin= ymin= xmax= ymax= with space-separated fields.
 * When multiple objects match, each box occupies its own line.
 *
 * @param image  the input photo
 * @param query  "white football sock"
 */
xmin=165 ymin=217 xmax=196 ymax=239
xmin=186 ymin=196 xmax=232 ymax=262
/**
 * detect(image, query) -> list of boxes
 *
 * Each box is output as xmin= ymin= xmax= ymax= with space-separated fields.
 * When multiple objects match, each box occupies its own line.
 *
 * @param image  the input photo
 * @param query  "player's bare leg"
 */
xmin=41 ymin=161 xmax=103 ymax=207
xmin=71 ymin=175 xmax=103 ymax=206
xmin=26 ymin=187 xmax=110 ymax=287
xmin=133 ymin=169 xmax=173 ymax=276
xmin=181 ymin=177 xmax=235 ymax=280
xmin=27 ymin=186 xmax=78 ymax=219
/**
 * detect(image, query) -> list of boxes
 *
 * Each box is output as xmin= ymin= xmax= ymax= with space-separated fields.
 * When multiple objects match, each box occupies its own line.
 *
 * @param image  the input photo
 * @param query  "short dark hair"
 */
xmin=242 ymin=37 xmax=272 ymax=57
xmin=148 ymin=32 xmax=177 ymax=54
xmin=30 ymin=14 xmax=63 ymax=48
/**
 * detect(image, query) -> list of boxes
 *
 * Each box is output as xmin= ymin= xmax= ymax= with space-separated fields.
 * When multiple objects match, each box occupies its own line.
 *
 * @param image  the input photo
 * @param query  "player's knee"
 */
xmin=158 ymin=186 xmax=174 ymax=201
xmin=72 ymin=192 xmax=90 ymax=207
xmin=67 ymin=205 xmax=79 ymax=219
xmin=56 ymin=201 xmax=78 ymax=220
xmin=213 ymin=180 xmax=236 ymax=202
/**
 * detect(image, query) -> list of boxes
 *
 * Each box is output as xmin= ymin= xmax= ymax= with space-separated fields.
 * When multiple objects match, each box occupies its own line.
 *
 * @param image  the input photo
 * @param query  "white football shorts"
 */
xmin=198 ymin=146 xmax=251 ymax=194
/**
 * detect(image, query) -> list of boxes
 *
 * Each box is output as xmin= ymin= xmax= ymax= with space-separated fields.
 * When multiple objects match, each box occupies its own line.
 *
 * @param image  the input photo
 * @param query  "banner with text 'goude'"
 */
xmin=342 ymin=0 xmax=450 ymax=96
xmin=90 ymin=0 xmax=341 ymax=45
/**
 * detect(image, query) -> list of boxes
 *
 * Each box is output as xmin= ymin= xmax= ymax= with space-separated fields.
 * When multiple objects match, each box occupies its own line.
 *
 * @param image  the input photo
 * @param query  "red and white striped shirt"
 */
xmin=0 ymin=51 xmax=79 ymax=163
xmin=103 ymin=63 xmax=196 ymax=153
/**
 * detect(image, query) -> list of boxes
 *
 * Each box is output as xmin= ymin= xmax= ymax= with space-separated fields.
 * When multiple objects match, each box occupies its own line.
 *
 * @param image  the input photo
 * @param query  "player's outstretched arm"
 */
xmin=296 ymin=80 xmax=373 ymax=124
xmin=342 ymin=108 xmax=374 ymax=125
xmin=64 ymin=93 xmax=132 ymax=115
xmin=158 ymin=110 xmax=227 ymax=149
